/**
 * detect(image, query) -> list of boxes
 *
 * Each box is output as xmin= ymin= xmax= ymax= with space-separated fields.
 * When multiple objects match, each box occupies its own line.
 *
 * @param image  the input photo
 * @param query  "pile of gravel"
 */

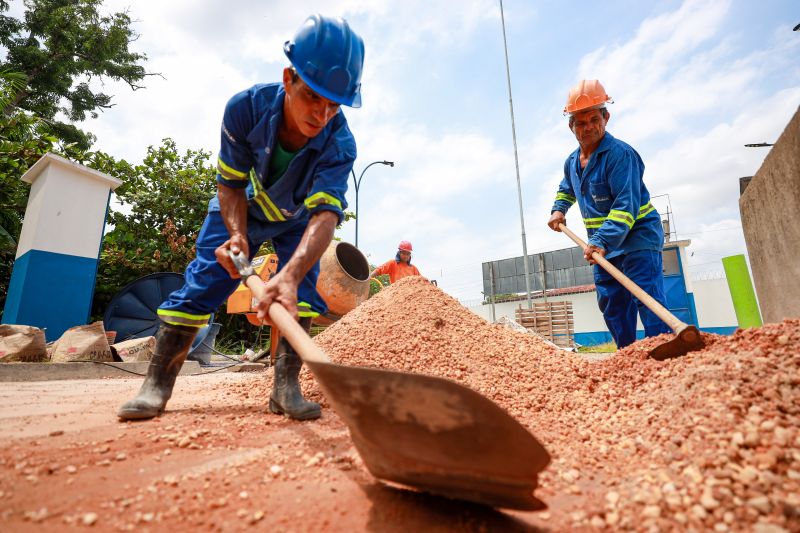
xmin=311 ymin=276 xmax=799 ymax=532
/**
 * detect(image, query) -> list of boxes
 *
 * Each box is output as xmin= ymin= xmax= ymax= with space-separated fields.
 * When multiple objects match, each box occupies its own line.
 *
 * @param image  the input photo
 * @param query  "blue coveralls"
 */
xmin=551 ymin=132 xmax=671 ymax=348
xmin=157 ymin=83 xmax=356 ymax=328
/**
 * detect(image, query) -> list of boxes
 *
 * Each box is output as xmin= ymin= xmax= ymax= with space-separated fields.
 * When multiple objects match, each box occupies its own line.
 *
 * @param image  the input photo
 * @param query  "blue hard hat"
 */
xmin=284 ymin=14 xmax=365 ymax=108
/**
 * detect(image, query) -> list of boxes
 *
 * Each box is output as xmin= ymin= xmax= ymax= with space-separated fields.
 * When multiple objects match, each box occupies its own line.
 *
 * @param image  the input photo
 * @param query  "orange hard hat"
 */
xmin=398 ymin=240 xmax=413 ymax=252
xmin=564 ymin=79 xmax=613 ymax=115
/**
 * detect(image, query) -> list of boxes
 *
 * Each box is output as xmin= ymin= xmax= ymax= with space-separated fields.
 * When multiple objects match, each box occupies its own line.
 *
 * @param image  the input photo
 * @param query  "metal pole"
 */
xmin=350 ymin=169 xmax=359 ymax=248
xmin=489 ymin=263 xmax=497 ymax=323
xmin=539 ymin=253 xmax=547 ymax=303
xmin=499 ymin=0 xmax=533 ymax=309
xmin=351 ymin=161 xmax=394 ymax=249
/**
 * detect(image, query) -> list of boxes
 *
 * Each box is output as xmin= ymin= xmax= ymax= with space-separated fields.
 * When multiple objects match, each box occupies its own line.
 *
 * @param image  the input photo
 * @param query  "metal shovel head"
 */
xmin=649 ymin=325 xmax=705 ymax=361
xmin=306 ymin=360 xmax=551 ymax=510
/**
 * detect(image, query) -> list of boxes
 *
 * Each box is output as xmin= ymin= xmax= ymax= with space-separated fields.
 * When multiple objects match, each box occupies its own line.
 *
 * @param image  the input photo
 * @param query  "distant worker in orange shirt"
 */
xmin=370 ymin=240 xmax=421 ymax=284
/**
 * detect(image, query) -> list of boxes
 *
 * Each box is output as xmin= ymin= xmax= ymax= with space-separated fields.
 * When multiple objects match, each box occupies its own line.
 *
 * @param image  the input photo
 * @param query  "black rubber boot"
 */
xmin=269 ymin=317 xmax=321 ymax=420
xmin=117 ymin=323 xmax=197 ymax=420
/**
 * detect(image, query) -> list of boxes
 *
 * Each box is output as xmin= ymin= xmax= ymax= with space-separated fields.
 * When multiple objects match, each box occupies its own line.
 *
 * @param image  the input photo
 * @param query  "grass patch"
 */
xmin=577 ymin=341 xmax=617 ymax=353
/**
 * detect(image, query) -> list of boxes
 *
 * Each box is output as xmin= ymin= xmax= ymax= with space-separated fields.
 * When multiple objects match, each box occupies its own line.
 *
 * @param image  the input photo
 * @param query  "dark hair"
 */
xmin=569 ymin=107 xmax=609 ymax=129
xmin=288 ymin=67 xmax=300 ymax=83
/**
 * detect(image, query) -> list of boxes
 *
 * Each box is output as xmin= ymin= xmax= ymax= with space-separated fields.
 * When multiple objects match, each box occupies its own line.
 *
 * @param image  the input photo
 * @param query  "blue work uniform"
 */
xmin=158 ymin=83 xmax=356 ymax=328
xmin=551 ymin=132 xmax=670 ymax=348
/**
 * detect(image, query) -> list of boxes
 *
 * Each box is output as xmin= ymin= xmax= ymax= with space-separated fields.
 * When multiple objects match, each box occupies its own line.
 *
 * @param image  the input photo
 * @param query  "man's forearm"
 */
xmin=282 ymin=211 xmax=338 ymax=283
xmin=217 ymin=183 xmax=248 ymax=239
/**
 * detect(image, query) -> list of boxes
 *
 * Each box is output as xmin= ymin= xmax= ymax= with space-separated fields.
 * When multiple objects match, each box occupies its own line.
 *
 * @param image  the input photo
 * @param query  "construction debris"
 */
xmin=50 ymin=321 xmax=113 ymax=363
xmin=111 ymin=337 xmax=156 ymax=362
xmin=0 ymin=324 xmax=47 ymax=362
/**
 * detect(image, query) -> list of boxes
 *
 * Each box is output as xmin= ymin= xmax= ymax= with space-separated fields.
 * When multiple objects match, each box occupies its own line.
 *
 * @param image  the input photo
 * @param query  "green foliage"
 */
xmin=368 ymin=278 xmax=382 ymax=297
xmin=87 ymin=139 xmax=276 ymax=351
xmin=368 ymin=273 xmax=389 ymax=297
xmin=90 ymin=138 xmax=216 ymax=319
xmin=0 ymin=68 xmax=27 ymax=112
xmin=576 ymin=341 xmax=617 ymax=353
xmin=0 ymin=0 xmax=151 ymax=149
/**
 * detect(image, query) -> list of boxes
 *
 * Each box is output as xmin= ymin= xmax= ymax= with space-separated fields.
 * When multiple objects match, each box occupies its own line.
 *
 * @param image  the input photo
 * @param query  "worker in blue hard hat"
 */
xmin=119 ymin=14 xmax=365 ymax=422
xmin=547 ymin=80 xmax=671 ymax=349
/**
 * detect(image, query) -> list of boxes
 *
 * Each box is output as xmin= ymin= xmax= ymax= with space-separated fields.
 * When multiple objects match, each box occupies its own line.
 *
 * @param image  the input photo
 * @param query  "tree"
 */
xmin=0 ymin=0 xmax=152 ymax=150
xmin=0 ymin=68 xmax=26 ymax=112
xmin=86 ymin=139 xmax=263 ymax=350
xmin=0 ymin=68 xmax=31 ymax=255
xmin=0 ymin=66 xmax=84 ymax=317
xmin=90 ymin=138 xmax=217 ymax=318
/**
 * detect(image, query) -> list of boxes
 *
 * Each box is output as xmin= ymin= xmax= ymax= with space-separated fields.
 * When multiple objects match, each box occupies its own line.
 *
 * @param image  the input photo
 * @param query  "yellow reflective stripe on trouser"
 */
xmin=584 ymin=202 xmax=656 ymax=229
xmin=304 ymin=192 xmax=342 ymax=210
xmin=217 ymin=158 xmax=248 ymax=181
xmin=555 ymin=192 xmax=576 ymax=204
xmin=608 ymin=209 xmax=635 ymax=229
xmin=248 ymin=171 xmax=287 ymax=222
xmin=637 ymin=202 xmax=655 ymax=219
xmin=157 ymin=309 xmax=211 ymax=328
xmin=297 ymin=301 xmax=320 ymax=318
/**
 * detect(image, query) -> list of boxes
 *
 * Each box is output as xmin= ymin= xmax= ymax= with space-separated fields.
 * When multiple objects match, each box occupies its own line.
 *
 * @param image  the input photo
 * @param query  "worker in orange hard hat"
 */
xmin=547 ymin=80 xmax=671 ymax=349
xmin=370 ymin=240 xmax=422 ymax=284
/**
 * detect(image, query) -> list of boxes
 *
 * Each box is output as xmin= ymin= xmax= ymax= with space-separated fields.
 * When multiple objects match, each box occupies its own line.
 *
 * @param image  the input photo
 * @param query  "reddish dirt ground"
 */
xmin=1 ymin=276 xmax=798 ymax=532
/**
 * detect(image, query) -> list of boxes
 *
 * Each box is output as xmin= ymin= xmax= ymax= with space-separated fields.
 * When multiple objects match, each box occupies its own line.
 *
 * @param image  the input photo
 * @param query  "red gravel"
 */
xmin=0 ymin=275 xmax=797 ymax=532
xmin=313 ymin=276 xmax=800 ymax=532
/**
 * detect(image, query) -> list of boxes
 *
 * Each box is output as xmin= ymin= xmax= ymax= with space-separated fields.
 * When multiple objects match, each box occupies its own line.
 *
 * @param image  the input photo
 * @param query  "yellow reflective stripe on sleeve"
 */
xmin=217 ymin=158 xmax=248 ymax=181
xmin=584 ymin=202 xmax=656 ymax=230
xmin=297 ymin=301 xmax=320 ymax=318
xmin=556 ymin=192 xmax=577 ymax=204
xmin=608 ymin=209 xmax=635 ymax=229
xmin=157 ymin=309 xmax=211 ymax=328
xmin=304 ymin=192 xmax=342 ymax=211
xmin=583 ymin=217 xmax=605 ymax=229
xmin=637 ymin=202 xmax=655 ymax=219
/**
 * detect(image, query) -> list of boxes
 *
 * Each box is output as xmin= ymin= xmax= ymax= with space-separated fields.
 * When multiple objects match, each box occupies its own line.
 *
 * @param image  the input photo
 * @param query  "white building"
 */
xmin=470 ymin=241 xmax=738 ymax=346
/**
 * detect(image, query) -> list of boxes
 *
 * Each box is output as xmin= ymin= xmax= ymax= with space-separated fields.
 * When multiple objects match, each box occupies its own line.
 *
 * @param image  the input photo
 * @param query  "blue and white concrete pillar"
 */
xmin=2 ymin=153 xmax=122 ymax=340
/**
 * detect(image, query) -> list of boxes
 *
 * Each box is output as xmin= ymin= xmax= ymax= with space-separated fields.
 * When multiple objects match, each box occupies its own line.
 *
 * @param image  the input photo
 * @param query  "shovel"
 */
xmin=558 ymin=224 xmax=705 ymax=360
xmin=229 ymin=251 xmax=551 ymax=510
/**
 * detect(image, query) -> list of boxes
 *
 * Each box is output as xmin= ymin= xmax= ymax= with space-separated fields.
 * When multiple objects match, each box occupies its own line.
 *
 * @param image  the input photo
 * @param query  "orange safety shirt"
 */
xmin=373 ymin=260 xmax=421 ymax=284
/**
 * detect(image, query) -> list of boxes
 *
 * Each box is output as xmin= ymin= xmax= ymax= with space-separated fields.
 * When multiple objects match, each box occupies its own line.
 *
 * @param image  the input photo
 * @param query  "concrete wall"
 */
xmin=693 ymin=278 xmax=737 ymax=329
xmin=740 ymin=107 xmax=800 ymax=323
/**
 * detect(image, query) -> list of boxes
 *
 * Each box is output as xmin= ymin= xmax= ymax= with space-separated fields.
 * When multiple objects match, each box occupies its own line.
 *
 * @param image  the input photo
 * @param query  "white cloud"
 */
xmin=505 ymin=0 xmax=800 ymax=295
xmin=36 ymin=0 xmax=798 ymax=304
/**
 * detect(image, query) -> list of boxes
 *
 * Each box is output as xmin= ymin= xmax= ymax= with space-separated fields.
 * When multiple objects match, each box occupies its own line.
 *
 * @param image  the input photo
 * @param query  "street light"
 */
xmin=351 ymin=160 xmax=394 ymax=248
xmin=744 ymin=142 xmax=774 ymax=147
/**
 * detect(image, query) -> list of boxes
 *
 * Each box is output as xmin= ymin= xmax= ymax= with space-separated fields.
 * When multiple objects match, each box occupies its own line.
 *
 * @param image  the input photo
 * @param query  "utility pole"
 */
xmin=499 ymin=0 xmax=534 ymax=309
xmin=489 ymin=263 xmax=497 ymax=322
xmin=539 ymin=253 xmax=547 ymax=302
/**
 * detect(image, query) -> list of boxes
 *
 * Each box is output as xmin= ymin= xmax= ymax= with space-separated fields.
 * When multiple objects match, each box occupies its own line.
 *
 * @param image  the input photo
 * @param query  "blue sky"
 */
xmin=15 ymin=0 xmax=798 ymax=303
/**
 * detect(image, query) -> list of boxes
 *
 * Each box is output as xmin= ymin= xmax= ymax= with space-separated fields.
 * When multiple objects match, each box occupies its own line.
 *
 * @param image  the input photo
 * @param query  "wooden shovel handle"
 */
xmin=242 ymin=275 xmax=330 ymax=364
xmin=558 ymin=223 xmax=687 ymax=334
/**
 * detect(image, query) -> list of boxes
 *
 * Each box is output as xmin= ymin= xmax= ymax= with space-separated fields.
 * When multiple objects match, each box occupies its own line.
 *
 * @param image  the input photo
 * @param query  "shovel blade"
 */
xmin=649 ymin=325 xmax=705 ymax=361
xmin=306 ymin=360 xmax=551 ymax=510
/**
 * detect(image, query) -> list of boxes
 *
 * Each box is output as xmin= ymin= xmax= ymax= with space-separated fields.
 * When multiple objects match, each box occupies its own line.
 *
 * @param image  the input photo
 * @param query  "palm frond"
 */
xmin=0 ymin=69 xmax=28 ymax=114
